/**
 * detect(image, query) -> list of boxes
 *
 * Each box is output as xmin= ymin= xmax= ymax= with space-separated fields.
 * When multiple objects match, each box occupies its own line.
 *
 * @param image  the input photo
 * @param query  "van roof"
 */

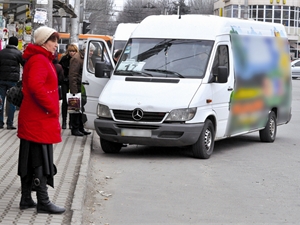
xmin=131 ymin=15 xmax=287 ymax=40
xmin=114 ymin=23 xmax=139 ymax=40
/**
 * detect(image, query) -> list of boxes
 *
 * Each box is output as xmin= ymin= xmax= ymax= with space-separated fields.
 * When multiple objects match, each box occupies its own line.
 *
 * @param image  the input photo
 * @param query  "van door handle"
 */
xmin=228 ymin=87 xmax=233 ymax=91
xmin=82 ymin=81 xmax=89 ymax=85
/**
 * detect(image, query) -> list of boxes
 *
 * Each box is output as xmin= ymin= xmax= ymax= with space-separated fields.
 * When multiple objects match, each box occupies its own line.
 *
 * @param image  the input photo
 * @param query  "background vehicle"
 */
xmin=291 ymin=59 xmax=300 ymax=79
xmin=58 ymin=32 xmax=112 ymax=57
xmin=111 ymin=23 xmax=139 ymax=54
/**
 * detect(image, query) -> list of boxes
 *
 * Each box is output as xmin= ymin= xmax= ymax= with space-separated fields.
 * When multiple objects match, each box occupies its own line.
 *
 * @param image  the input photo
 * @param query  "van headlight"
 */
xmin=165 ymin=107 xmax=197 ymax=121
xmin=97 ymin=104 xmax=112 ymax=118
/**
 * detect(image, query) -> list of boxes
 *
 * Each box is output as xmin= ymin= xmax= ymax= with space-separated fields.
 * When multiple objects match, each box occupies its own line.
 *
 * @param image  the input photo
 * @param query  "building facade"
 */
xmin=214 ymin=0 xmax=300 ymax=59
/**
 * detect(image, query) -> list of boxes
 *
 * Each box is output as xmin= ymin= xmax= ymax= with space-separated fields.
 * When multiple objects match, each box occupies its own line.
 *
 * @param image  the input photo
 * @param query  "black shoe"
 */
xmin=80 ymin=129 xmax=91 ymax=135
xmin=71 ymin=130 xmax=84 ymax=136
xmin=37 ymin=201 xmax=65 ymax=214
xmin=7 ymin=126 xmax=16 ymax=130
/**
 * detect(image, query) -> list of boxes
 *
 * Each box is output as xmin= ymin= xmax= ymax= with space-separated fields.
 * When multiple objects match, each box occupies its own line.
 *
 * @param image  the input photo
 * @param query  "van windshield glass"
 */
xmin=115 ymin=38 xmax=214 ymax=78
xmin=113 ymin=40 xmax=127 ymax=53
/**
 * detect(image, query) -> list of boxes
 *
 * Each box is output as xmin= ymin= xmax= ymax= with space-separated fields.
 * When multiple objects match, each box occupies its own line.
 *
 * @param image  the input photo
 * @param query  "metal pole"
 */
xmin=33 ymin=0 xmax=52 ymax=43
xmin=70 ymin=0 xmax=80 ymax=44
xmin=61 ymin=18 xmax=66 ymax=32
xmin=34 ymin=0 xmax=52 ymax=27
xmin=47 ymin=0 xmax=53 ymax=27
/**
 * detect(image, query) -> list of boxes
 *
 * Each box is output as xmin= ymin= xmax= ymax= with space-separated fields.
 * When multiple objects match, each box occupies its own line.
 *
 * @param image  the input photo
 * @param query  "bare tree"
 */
xmin=116 ymin=0 xmax=161 ymax=23
xmin=113 ymin=0 xmax=214 ymax=33
xmin=85 ymin=0 xmax=114 ymax=34
xmin=156 ymin=0 xmax=173 ymax=15
xmin=188 ymin=0 xmax=214 ymax=15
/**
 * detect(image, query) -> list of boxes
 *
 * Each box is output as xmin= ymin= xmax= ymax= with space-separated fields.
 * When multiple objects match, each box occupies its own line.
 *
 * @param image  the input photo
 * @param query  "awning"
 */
xmin=0 ymin=0 xmax=30 ymax=3
xmin=0 ymin=0 xmax=77 ymax=18
xmin=53 ymin=0 xmax=77 ymax=18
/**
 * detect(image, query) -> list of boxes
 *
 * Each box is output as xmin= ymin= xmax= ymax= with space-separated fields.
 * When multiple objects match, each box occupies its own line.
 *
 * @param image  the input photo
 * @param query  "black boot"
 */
xmin=20 ymin=175 xmax=36 ymax=210
xmin=62 ymin=120 xmax=66 ymax=129
xmin=34 ymin=166 xmax=65 ymax=214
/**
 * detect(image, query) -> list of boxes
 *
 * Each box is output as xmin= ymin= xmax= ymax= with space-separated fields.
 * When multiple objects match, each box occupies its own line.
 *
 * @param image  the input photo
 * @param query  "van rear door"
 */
xmin=82 ymin=38 xmax=114 ymax=129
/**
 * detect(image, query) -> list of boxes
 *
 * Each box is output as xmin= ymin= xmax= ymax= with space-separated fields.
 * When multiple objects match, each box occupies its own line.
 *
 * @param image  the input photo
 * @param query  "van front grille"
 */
xmin=113 ymin=110 xmax=166 ymax=122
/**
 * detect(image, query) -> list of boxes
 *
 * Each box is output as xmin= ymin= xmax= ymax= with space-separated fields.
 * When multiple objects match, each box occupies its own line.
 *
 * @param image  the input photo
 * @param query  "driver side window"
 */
xmin=89 ymin=41 xmax=113 ymax=76
xmin=212 ymin=45 xmax=229 ymax=82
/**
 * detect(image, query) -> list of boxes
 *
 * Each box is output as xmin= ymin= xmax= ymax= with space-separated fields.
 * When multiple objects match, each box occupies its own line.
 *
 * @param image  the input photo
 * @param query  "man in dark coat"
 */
xmin=0 ymin=36 xmax=25 ymax=129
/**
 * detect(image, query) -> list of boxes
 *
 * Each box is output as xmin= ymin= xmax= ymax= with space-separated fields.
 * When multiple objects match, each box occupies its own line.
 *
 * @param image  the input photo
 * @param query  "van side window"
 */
xmin=212 ymin=45 xmax=229 ymax=82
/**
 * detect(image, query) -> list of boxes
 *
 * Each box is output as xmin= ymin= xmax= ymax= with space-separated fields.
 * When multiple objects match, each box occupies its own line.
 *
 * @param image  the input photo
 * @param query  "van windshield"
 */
xmin=114 ymin=38 xmax=214 ymax=78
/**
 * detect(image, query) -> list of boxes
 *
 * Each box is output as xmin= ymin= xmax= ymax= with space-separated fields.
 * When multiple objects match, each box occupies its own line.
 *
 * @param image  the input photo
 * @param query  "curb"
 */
xmin=70 ymin=131 xmax=94 ymax=225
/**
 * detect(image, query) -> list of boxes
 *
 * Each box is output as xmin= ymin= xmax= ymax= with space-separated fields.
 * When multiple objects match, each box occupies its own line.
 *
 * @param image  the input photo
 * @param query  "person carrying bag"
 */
xmin=68 ymin=43 xmax=91 ymax=136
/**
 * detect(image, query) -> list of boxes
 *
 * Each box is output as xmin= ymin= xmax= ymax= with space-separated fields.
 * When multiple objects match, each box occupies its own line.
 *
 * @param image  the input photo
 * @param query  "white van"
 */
xmin=82 ymin=15 xmax=292 ymax=159
xmin=111 ymin=23 xmax=139 ymax=54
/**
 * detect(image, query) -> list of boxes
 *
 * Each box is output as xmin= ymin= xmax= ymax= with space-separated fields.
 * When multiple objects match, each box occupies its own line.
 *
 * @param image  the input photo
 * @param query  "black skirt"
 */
xmin=18 ymin=139 xmax=56 ymax=188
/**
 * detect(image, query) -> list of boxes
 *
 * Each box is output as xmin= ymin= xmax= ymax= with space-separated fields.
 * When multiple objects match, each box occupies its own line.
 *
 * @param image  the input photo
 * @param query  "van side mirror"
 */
xmin=95 ymin=61 xmax=112 ymax=78
xmin=210 ymin=66 xmax=228 ymax=83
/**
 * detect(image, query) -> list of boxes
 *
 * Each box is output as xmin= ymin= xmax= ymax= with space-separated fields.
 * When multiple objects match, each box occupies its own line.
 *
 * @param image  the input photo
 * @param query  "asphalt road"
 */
xmin=83 ymin=79 xmax=300 ymax=225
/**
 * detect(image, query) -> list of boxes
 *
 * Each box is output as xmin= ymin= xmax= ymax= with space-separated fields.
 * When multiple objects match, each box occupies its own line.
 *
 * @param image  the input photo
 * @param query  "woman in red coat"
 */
xmin=17 ymin=26 xmax=65 ymax=214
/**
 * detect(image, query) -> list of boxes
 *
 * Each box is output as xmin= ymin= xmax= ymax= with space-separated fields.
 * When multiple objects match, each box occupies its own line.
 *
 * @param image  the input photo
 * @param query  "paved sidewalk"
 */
xmin=0 ymin=110 xmax=92 ymax=225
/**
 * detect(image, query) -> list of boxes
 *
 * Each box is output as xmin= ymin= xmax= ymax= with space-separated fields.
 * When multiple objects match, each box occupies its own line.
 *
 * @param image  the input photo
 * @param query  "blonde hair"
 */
xmin=67 ymin=44 xmax=79 ymax=53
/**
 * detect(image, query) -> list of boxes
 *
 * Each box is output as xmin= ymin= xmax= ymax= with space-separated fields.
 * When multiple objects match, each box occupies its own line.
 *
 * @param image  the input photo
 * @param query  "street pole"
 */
xmin=70 ymin=0 xmax=80 ymax=45
xmin=48 ymin=0 xmax=53 ymax=27
xmin=31 ymin=0 xmax=53 ymax=44
xmin=34 ymin=0 xmax=53 ymax=27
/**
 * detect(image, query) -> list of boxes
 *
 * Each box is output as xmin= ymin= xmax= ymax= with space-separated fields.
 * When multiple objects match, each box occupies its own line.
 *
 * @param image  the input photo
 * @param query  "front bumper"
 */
xmin=94 ymin=118 xmax=204 ymax=147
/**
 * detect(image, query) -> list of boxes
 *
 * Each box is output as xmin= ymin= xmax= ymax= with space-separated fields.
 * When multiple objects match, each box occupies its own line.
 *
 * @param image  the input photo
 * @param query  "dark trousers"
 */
xmin=70 ymin=113 xmax=84 ymax=132
xmin=0 ymin=80 xmax=17 ymax=127
xmin=61 ymin=81 xmax=69 ymax=122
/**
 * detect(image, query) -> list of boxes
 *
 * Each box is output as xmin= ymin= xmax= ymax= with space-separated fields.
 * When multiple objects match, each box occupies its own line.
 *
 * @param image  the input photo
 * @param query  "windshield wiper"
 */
xmin=144 ymin=69 xmax=184 ymax=78
xmin=131 ymin=71 xmax=153 ymax=77
xmin=114 ymin=70 xmax=132 ymax=75
xmin=115 ymin=70 xmax=153 ymax=77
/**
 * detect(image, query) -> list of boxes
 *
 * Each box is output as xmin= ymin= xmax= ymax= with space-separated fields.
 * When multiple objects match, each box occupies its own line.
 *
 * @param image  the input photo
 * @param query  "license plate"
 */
xmin=121 ymin=129 xmax=151 ymax=137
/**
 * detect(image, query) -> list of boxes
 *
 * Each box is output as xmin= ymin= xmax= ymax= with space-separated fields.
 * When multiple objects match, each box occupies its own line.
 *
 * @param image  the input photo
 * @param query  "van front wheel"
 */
xmin=192 ymin=120 xmax=215 ymax=159
xmin=100 ymin=138 xmax=122 ymax=153
xmin=259 ymin=111 xmax=277 ymax=142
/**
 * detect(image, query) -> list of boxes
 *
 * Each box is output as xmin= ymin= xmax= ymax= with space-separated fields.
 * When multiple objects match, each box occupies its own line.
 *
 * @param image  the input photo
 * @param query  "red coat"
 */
xmin=18 ymin=44 xmax=62 ymax=144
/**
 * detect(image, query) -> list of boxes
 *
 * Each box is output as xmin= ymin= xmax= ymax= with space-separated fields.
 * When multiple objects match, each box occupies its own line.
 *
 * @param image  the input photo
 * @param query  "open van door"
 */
xmin=82 ymin=38 xmax=115 ymax=129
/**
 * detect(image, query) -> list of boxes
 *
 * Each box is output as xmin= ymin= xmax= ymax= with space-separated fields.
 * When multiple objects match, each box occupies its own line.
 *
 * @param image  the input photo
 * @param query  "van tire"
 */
xmin=259 ymin=111 xmax=277 ymax=142
xmin=192 ymin=119 xmax=215 ymax=159
xmin=100 ymin=138 xmax=122 ymax=153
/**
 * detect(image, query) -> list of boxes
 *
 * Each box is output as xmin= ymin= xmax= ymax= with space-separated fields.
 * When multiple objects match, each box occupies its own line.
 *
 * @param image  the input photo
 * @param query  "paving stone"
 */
xmin=0 ymin=110 xmax=92 ymax=224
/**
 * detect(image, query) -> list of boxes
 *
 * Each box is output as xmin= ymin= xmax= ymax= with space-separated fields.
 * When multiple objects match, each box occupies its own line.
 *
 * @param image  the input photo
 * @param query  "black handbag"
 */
xmin=6 ymin=81 xmax=23 ymax=107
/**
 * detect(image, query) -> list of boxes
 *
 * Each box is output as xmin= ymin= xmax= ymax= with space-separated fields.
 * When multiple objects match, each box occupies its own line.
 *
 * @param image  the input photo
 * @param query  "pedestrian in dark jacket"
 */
xmin=53 ymin=52 xmax=64 ymax=101
xmin=18 ymin=26 xmax=65 ymax=214
xmin=53 ymin=53 xmax=64 ymax=84
xmin=59 ymin=44 xmax=78 ymax=129
xmin=0 ymin=36 xmax=24 ymax=129
xmin=68 ymin=43 xmax=91 ymax=136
